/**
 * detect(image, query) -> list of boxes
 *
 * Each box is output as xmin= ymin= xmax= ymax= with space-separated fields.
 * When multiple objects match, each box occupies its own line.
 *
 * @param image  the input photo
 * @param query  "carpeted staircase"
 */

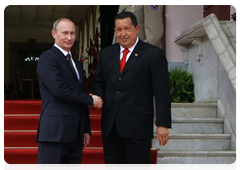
xmin=4 ymin=100 xmax=157 ymax=164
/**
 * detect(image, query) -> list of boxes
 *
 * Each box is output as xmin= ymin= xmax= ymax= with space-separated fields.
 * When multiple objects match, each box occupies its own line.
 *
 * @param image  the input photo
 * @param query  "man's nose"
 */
xmin=67 ymin=33 xmax=72 ymax=39
xmin=120 ymin=30 xmax=126 ymax=36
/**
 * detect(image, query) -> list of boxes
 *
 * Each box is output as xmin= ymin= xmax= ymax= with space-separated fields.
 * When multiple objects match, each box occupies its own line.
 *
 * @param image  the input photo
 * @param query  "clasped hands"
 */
xmin=90 ymin=93 xmax=103 ymax=109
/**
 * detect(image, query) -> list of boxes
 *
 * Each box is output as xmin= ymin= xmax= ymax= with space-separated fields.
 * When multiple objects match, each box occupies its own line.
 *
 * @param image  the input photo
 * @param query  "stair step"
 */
xmin=171 ymin=103 xmax=217 ymax=118
xmin=4 ymin=114 xmax=101 ymax=130
xmin=171 ymin=118 xmax=223 ymax=123
xmin=152 ymin=134 xmax=231 ymax=151
xmin=90 ymin=116 xmax=101 ymax=131
xmin=4 ymin=131 xmax=103 ymax=147
xmin=4 ymin=148 xmax=105 ymax=164
xmin=154 ymin=118 xmax=224 ymax=134
xmin=4 ymin=100 xmax=102 ymax=115
xmin=4 ymin=147 xmax=157 ymax=164
xmin=4 ymin=131 xmax=38 ymax=147
xmin=157 ymin=150 xmax=236 ymax=157
xmin=4 ymin=116 xmax=39 ymax=130
xmin=157 ymin=150 xmax=236 ymax=164
xmin=4 ymin=100 xmax=42 ymax=114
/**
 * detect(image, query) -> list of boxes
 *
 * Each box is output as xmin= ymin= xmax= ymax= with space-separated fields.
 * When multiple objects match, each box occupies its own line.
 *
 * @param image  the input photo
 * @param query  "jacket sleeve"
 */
xmin=150 ymin=48 xmax=171 ymax=128
xmin=37 ymin=52 xmax=94 ymax=106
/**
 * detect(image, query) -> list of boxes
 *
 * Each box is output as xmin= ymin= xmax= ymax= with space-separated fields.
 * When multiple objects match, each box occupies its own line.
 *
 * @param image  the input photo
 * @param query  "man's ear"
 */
xmin=136 ymin=25 xmax=140 ymax=33
xmin=52 ymin=30 xmax=56 ymax=39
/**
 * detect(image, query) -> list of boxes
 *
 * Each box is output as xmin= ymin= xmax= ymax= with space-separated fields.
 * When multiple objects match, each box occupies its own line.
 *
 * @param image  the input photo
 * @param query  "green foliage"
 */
xmin=169 ymin=67 xmax=195 ymax=103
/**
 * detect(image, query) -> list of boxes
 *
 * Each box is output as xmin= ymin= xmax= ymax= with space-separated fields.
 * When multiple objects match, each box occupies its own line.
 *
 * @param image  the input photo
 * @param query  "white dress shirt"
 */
xmin=54 ymin=44 xmax=80 ymax=80
xmin=120 ymin=37 xmax=139 ymax=62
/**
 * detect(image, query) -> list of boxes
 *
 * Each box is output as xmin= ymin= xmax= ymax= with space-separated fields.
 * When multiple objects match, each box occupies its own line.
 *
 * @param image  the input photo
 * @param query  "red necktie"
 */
xmin=120 ymin=48 xmax=130 ymax=73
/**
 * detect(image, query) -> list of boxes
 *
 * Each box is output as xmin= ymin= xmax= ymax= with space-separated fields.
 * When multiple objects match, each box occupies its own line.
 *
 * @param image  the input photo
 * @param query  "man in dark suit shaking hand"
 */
xmin=91 ymin=12 xmax=171 ymax=164
xmin=36 ymin=18 xmax=102 ymax=164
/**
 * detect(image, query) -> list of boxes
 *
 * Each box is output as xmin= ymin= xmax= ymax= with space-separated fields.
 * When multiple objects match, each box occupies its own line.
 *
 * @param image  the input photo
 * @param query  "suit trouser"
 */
xmin=102 ymin=122 xmax=151 ymax=164
xmin=38 ymin=130 xmax=83 ymax=164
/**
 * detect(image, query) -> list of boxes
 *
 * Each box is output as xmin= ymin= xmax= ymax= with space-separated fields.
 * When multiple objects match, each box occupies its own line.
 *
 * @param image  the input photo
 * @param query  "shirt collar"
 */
xmin=54 ymin=43 xmax=72 ymax=57
xmin=120 ymin=37 xmax=139 ymax=53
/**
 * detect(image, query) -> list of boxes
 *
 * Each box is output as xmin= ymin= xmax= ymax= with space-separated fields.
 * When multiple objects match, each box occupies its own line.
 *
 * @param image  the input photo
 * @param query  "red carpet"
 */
xmin=4 ymin=100 xmax=157 ymax=164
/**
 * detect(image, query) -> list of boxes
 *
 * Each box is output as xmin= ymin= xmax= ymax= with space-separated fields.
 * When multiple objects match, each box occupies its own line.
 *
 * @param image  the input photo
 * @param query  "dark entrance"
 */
xmin=6 ymin=41 xmax=52 ymax=99
xmin=100 ymin=5 xmax=119 ymax=49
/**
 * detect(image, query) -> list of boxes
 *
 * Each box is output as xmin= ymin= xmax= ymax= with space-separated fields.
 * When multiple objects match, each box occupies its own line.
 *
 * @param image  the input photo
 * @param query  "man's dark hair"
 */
xmin=114 ymin=11 xmax=138 ymax=27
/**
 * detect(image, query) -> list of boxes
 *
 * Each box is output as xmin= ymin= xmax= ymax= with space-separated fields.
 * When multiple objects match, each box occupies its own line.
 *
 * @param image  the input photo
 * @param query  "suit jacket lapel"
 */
xmin=73 ymin=57 xmax=82 ymax=85
xmin=52 ymin=46 xmax=80 ymax=83
xmin=121 ymin=40 xmax=144 ymax=76
xmin=110 ymin=44 xmax=121 ymax=77
xmin=109 ymin=40 xmax=144 ymax=77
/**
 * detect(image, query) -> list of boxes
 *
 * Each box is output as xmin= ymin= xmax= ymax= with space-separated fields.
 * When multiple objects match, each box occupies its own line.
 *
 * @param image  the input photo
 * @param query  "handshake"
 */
xmin=90 ymin=94 xmax=103 ymax=109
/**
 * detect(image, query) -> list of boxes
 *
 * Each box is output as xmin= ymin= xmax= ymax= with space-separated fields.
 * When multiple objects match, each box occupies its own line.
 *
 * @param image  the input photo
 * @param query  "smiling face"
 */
xmin=52 ymin=19 xmax=76 ymax=52
xmin=114 ymin=17 xmax=140 ymax=48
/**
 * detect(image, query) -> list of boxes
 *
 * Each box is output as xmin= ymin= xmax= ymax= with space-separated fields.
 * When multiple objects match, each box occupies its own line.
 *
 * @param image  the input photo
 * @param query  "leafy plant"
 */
xmin=169 ymin=67 xmax=195 ymax=103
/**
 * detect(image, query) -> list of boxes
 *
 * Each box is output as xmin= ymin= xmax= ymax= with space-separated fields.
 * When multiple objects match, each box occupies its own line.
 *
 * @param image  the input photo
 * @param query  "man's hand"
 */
xmin=156 ymin=126 xmax=169 ymax=146
xmin=83 ymin=133 xmax=91 ymax=147
xmin=90 ymin=94 xmax=103 ymax=109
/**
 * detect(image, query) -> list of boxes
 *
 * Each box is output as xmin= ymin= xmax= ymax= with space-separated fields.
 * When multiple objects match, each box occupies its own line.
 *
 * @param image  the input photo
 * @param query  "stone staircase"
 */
xmin=153 ymin=103 xmax=236 ymax=164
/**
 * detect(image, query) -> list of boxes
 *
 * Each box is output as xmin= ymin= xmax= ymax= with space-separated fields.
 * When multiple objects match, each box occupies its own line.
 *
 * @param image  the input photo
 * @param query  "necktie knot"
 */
xmin=123 ymin=48 xmax=130 ymax=55
xmin=66 ymin=53 xmax=72 ymax=60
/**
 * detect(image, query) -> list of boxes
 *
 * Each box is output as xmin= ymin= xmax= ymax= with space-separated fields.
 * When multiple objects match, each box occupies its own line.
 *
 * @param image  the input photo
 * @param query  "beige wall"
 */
xmin=165 ymin=5 xmax=236 ymax=63
xmin=165 ymin=5 xmax=203 ymax=62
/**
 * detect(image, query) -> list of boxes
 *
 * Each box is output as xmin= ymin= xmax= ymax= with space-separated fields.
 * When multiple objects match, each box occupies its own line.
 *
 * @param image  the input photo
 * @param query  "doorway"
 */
xmin=6 ymin=41 xmax=52 ymax=99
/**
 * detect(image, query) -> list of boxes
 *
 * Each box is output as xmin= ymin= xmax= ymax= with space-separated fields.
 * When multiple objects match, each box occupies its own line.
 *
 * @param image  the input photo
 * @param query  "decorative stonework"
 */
xmin=174 ymin=13 xmax=236 ymax=92
xmin=179 ymin=45 xmax=189 ymax=65
xmin=189 ymin=37 xmax=203 ymax=63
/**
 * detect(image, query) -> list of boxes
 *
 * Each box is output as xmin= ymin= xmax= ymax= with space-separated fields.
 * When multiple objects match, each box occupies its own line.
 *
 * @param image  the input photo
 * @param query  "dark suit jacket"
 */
xmin=36 ymin=46 xmax=93 ymax=144
xmin=91 ymin=39 xmax=171 ymax=140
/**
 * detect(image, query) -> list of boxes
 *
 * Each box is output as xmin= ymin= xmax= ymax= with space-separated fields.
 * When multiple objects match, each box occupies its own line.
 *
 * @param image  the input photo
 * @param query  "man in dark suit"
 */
xmin=91 ymin=12 xmax=171 ymax=164
xmin=36 ymin=18 xmax=102 ymax=164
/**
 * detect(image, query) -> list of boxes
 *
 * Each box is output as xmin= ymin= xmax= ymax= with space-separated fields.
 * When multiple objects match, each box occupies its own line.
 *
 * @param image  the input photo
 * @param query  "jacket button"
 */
xmin=117 ymin=91 xmax=120 ymax=94
xmin=119 ymin=78 xmax=121 ymax=81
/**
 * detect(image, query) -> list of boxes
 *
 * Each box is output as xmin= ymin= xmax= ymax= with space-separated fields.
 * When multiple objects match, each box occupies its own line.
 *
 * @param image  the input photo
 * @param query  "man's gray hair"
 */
xmin=52 ymin=18 xmax=76 ymax=31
